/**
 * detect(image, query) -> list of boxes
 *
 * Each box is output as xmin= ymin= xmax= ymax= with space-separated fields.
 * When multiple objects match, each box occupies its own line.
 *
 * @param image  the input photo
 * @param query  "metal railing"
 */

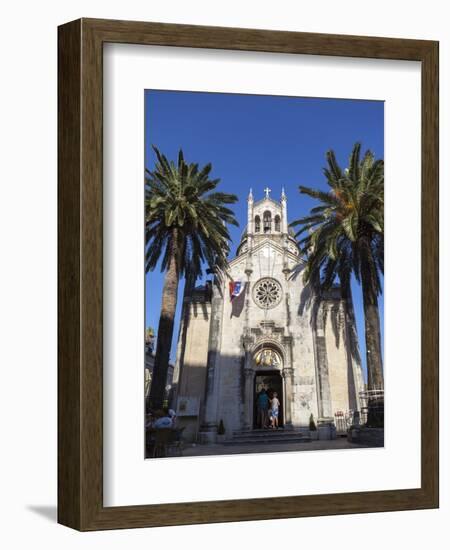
xmin=334 ymin=388 xmax=384 ymax=434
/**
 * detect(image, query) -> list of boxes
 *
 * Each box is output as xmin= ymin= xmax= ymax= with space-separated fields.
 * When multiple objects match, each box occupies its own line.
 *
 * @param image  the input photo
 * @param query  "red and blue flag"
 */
xmin=229 ymin=281 xmax=243 ymax=300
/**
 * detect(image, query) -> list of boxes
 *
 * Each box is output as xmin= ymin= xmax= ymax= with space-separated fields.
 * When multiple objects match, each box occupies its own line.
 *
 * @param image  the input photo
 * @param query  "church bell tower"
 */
xmin=236 ymin=186 xmax=299 ymax=263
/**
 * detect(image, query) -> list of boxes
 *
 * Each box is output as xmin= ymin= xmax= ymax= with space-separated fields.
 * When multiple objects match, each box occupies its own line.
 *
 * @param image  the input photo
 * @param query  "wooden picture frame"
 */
xmin=58 ymin=18 xmax=439 ymax=531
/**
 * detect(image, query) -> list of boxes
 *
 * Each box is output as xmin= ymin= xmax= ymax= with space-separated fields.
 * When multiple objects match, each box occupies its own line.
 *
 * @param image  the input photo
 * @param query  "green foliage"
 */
xmin=145 ymin=146 xmax=239 ymax=280
xmin=146 ymin=147 xmax=239 ymax=409
xmin=290 ymin=142 xmax=384 ymax=303
xmin=309 ymin=413 xmax=317 ymax=431
xmin=217 ymin=419 xmax=225 ymax=435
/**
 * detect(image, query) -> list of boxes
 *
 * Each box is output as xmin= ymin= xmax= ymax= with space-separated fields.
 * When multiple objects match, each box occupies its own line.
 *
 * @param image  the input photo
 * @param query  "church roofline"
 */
xmin=229 ymin=238 xmax=304 ymax=268
xmin=253 ymin=197 xmax=282 ymax=209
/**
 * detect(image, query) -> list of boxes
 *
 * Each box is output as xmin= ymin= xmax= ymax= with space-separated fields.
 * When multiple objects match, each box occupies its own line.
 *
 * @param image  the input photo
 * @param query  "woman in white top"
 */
xmin=269 ymin=392 xmax=280 ymax=429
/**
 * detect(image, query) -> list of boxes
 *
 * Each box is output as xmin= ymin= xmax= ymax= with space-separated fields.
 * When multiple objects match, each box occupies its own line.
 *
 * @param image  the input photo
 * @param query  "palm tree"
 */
xmin=290 ymin=143 xmax=384 ymax=425
xmin=145 ymin=146 xmax=238 ymax=409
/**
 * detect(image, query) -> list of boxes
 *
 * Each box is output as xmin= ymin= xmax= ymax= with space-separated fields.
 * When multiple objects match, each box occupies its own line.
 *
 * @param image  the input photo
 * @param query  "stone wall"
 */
xmin=324 ymin=300 xmax=353 ymax=415
xmin=177 ymin=300 xmax=211 ymax=398
xmin=175 ymin=298 xmax=211 ymax=441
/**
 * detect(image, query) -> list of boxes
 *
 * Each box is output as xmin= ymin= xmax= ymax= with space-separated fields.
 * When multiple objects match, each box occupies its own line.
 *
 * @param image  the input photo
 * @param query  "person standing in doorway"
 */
xmin=269 ymin=392 xmax=280 ymax=429
xmin=256 ymin=388 xmax=269 ymax=429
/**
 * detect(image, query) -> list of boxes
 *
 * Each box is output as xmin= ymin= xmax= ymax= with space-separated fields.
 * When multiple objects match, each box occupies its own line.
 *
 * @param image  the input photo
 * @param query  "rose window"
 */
xmin=253 ymin=278 xmax=282 ymax=309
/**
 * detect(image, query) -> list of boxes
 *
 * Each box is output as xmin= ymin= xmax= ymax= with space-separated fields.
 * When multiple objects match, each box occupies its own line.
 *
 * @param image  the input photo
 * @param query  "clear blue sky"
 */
xmin=145 ymin=90 xmax=384 ymax=379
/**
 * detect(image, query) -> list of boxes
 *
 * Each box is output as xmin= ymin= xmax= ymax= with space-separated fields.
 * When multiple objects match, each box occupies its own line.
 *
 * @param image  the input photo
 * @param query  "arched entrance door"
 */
xmin=252 ymin=346 xmax=284 ymax=428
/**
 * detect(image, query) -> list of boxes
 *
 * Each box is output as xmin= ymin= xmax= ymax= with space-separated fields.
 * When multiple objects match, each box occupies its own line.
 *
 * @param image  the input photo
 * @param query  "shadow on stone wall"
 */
xmin=230 ymin=282 xmax=247 ymax=318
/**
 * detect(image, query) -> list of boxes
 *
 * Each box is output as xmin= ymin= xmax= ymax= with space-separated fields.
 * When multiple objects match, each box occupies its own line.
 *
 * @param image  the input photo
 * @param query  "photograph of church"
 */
xmin=144 ymin=90 xmax=384 ymax=458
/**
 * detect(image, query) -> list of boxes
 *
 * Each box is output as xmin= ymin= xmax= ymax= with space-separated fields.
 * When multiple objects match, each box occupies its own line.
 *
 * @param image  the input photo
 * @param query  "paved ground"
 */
xmin=181 ymin=437 xmax=372 ymax=457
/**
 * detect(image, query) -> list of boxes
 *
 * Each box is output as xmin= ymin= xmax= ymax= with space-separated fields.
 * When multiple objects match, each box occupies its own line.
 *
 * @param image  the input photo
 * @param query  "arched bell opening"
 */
xmin=263 ymin=210 xmax=272 ymax=232
xmin=274 ymin=214 xmax=281 ymax=232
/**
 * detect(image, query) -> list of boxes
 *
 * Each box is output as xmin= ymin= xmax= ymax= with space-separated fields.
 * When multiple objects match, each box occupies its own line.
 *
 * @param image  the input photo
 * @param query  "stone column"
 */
xmin=281 ymin=187 xmax=288 ymax=234
xmin=242 ymin=229 xmax=254 ymax=432
xmin=281 ymin=188 xmax=290 ymax=278
xmin=243 ymin=359 xmax=254 ymax=431
xmin=247 ymin=188 xmax=254 ymax=237
xmin=313 ymin=300 xmax=333 ymax=420
xmin=246 ymin=190 xmax=254 ymax=276
xmin=282 ymin=367 xmax=294 ymax=428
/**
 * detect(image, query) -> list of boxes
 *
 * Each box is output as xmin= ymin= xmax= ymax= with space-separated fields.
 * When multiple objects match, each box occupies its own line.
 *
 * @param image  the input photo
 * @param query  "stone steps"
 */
xmin=225 ymin=428 xmax=310 ymax=446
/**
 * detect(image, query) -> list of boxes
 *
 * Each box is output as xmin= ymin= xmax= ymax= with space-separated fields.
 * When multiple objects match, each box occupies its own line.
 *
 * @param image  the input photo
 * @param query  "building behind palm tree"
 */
xmin=145 ymin=349 xmax=174 ymax=407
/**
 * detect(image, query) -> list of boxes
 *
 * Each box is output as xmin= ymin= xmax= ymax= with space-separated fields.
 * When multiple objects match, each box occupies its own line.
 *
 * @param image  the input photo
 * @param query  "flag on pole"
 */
xmin=229 ymin=281 xmax=243 ymax=300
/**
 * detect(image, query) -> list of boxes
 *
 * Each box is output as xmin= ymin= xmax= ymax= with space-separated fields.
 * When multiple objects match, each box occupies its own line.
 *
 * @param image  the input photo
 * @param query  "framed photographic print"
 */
xmin=58 ymin=18 xmax=439 ymax=530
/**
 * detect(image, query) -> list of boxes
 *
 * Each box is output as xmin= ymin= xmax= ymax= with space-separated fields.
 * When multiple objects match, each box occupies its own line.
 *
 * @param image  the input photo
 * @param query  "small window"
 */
xmin=255 ymin=215 xmax=261 ymax=232
xmin=274 ymin=215 xmax=281 ymax=232
xmin=263 ymin=211 xmax=272 ymax=232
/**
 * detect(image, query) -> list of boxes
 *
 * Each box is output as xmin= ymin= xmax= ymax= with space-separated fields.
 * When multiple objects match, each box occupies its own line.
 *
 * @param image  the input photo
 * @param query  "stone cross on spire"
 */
xmin=264 ymin=186 xmax=272 ymax=199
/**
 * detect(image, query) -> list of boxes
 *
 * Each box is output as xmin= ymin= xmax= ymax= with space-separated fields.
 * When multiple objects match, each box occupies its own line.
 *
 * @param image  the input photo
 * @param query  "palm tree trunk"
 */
xmin=360 ymin=242 xmax=384 ymax=427
xmin=171 ymin=268 xmax=196 ymax=407
xmin=149 ymin=231 xmax=181 ymax=410
xmin=341 ymin=282 xmax=363 ymax=411
xmin=361 ymin=280 xmax=384 ymax=391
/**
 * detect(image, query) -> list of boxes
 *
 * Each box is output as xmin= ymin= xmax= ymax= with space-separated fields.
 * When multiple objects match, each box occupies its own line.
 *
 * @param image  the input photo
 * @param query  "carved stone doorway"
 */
xmin=253 ymin=371 xmax=284 ymax=428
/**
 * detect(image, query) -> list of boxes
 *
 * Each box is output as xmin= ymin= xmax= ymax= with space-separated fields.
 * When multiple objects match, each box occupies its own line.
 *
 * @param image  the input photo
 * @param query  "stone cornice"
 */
xmin=230 ymin=238 xmax=303 ymax=268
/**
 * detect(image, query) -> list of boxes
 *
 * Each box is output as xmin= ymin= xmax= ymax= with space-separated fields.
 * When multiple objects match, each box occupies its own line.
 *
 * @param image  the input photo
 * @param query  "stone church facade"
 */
xmin=172 ymin=189 xmax=365 ymax=442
